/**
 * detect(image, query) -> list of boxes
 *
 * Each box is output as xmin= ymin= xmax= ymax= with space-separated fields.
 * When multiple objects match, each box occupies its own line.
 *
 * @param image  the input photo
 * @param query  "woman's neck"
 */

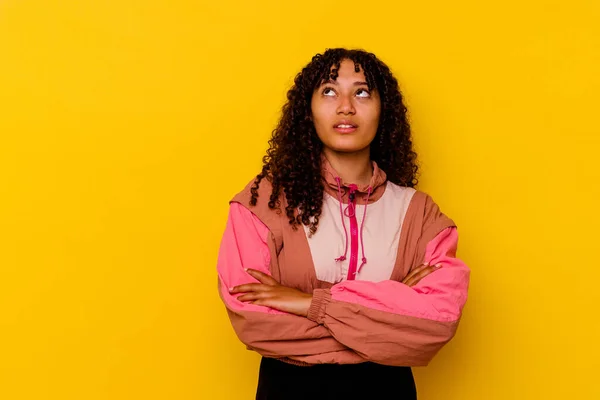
xmin=323 ymin=147 xmax=373 ymax=187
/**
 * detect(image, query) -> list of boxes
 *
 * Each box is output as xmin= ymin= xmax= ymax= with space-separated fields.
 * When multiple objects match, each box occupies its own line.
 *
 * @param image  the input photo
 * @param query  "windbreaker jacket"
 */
xmin=217 ymin=156 xmax=470 ymax=367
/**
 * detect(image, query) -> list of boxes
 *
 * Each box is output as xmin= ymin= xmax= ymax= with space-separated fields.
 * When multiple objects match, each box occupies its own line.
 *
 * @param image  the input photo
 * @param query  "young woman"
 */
xmin=217 ymin=48 xmax=470 ymax=399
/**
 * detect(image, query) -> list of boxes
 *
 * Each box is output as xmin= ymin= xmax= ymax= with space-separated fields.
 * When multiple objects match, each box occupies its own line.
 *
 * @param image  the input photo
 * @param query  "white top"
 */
xmin=303 ymin=182 xmax=416 ymax=284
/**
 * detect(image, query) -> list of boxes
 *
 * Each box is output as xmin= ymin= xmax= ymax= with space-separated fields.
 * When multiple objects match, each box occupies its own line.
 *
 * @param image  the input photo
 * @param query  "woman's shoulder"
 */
xmin=229 ymin=175 xmax=284 ymax=224
xmin=385 ymin=182 xmax=453 ymax=225
xmin=385 ymin=182 xmax=440 ymax=208
xmin=385 ymin=181 xmax=417 ymax=201
xmin=231 ymin=175 xmax=272 ymax=205
xmin=231 ymin=173 xmax=286 ymax=202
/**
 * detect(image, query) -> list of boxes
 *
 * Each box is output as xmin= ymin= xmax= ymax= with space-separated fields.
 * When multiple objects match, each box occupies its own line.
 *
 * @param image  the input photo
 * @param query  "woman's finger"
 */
xmin=245 ymin=269 xmax=279 ymax=286
xmin=402 ymin=263 xmax=429 ymax=284
xmin=238 ymin=292 xmax=270 ymax=302
xmin=250 ymin=298 xmax=269 ymax=307
xmin=405 ymin=264 xmax=441 ymax=287
xmin=405 ymin=265 xmax=438 ymax=286
xmin=230 ymin=283 xmax=269 ymax=294
xmin=250 ymin=298 xmax=281 ymax=310
xmin=409 ymin=265 xmax=439 ymax=286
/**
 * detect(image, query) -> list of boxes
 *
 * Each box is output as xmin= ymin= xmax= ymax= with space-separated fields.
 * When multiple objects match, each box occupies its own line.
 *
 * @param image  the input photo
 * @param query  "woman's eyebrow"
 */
xmin=322 ymin=79 xmax=369 ymax=86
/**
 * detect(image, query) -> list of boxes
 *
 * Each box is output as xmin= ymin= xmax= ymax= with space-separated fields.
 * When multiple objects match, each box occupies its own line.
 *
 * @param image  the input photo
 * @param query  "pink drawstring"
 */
xmin=333 ymin=177 xmax=372 ymax=278
xmin=334 ymin=177 xmax=349 ymax=263
xmin=356 ymin=186 xmax=372 ymax=274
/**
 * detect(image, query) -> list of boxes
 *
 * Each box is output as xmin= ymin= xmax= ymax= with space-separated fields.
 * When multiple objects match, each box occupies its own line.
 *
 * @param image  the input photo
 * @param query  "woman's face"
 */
xmin=311 ymin=59 xmax=381 ymax=154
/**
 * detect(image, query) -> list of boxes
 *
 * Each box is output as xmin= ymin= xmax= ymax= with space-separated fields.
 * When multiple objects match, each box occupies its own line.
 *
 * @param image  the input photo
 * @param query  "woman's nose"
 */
xmin=336 ymin=94 xmax=356 ymax=115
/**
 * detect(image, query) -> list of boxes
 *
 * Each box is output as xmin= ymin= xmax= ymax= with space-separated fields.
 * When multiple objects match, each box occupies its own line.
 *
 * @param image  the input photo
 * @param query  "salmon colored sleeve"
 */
xmin=306 ymin=227 xmax=470 ymax=366
xmin=217 ymin=203 xmax=359 ymax=360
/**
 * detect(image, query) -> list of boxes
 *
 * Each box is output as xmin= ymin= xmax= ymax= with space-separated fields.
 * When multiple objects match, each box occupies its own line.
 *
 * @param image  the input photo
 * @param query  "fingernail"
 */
xmin=423 ymin=261 xmax=429 ymax=266
xmin=435 ymin=264 xmax=442 ymax=268
xmin=244 ymin=268 xmax=248 ymax=272
xmin=229 ymin=287 xmax=234 ymax=292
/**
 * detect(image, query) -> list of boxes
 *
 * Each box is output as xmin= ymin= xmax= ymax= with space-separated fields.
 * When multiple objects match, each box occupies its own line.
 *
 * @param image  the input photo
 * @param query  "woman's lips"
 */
xmin=334 ymin=124 xmax=358 ymax=134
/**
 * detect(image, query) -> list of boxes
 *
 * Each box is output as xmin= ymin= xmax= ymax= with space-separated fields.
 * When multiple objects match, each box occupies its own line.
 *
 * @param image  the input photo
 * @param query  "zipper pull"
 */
xmin=348 ymin=184 xmax=358 ymax=203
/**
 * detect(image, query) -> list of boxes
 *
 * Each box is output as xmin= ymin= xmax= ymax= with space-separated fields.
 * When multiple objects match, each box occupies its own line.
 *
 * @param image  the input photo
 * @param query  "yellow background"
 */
xmin=1 ymin=0 xmax=599 ymax=399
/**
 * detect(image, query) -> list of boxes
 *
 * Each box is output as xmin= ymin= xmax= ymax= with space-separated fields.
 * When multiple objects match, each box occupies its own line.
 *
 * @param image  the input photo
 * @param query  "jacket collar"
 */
xmin=321 ymin=154 xmax=388 ymax=203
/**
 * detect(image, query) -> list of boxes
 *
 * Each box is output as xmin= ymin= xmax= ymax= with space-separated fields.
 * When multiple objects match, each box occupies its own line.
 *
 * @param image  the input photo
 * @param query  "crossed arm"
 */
xmin=217 ymin=202 xmax=470 ymax=365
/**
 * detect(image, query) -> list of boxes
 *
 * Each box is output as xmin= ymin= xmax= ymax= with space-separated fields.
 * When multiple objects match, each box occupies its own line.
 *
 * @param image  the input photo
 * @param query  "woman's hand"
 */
xmin=231 ymin=262 xmax=440 ymax=316
xmin=402 ymin=262 xmax=442 ymax=287
xmin=230 ymin=269 xmax=313 ymax=317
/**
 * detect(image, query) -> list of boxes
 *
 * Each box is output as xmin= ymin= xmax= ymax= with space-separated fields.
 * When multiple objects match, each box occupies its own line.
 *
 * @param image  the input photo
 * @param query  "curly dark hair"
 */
xmin=250 ymin=48 xmax=418 ymax=235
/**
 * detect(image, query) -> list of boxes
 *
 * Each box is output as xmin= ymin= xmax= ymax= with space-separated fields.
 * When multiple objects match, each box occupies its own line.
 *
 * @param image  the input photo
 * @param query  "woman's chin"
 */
xmin=326 ymin=143 xmax=370 ymax=154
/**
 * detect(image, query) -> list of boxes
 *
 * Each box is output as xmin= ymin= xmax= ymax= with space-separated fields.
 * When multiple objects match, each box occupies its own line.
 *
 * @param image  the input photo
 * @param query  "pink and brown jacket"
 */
xmin=217 ymin=157 xmax=470 ymax=367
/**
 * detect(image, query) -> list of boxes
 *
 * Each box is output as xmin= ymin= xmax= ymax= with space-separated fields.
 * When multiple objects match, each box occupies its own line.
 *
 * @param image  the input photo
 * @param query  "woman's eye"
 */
xmin=323 ymin=88 xmax=336 ymax=96
xmin=356 ymin=89 xmax=370 ymax=98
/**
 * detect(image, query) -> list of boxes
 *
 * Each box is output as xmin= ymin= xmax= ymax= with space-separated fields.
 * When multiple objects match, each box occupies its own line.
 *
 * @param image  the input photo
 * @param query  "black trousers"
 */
xmin=256 ymin=357 xmax=417 ymax=400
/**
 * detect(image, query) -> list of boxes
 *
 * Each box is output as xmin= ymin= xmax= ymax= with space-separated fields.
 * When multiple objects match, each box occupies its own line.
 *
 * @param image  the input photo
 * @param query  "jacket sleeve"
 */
xmin=306 ymin=227 xmax=470 ymax=366
xmin=217 ymin=202 xmax=362 ymax=361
